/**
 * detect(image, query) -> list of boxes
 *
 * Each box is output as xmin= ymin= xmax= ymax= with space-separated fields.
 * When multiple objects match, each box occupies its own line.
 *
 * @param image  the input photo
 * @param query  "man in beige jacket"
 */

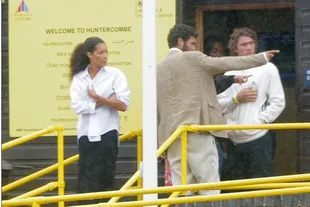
xmin=157 ymin=24 xmax=278 ymax=195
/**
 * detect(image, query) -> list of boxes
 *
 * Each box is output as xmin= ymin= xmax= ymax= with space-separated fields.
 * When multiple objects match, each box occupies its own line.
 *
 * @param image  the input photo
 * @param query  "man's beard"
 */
xmin=181 ymin=44 xmax=190 ymax=52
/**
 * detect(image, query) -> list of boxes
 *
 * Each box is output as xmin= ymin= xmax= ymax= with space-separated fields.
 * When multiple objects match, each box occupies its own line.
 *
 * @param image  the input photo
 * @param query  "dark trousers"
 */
xmin=214 ymin=138 xmax=228 ymax=176
xmin=222 ymin=132 xmax=273 ymax=181
xmin=77 ymin=130 xmax=119 ymax=194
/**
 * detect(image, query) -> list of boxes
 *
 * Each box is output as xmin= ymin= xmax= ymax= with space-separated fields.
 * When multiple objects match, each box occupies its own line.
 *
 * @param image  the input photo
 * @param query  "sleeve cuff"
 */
xmin=88 ymin=101 xmax=96 ymax=113
xmin=262 ymin=52 xmax=269 ymax=62
xmin=258 ymin=116 xmax=268 ymax=124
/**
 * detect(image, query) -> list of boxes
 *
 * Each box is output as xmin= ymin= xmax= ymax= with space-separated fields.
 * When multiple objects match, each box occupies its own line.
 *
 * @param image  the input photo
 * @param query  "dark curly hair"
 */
xmin=69 ymin=37 xmax=105 ymax=79
xmin=204 ymin=35 xmax=225 ymax=55
xmin=167 ymin=24 xmax=198 ymax=48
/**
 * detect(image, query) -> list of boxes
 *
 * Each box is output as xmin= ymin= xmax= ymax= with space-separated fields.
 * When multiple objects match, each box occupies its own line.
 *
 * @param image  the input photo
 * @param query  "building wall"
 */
xmin=2 ymin=1 xmax=9 ymax=140
xmin=296 ymin=0 xmax=310 ymax=173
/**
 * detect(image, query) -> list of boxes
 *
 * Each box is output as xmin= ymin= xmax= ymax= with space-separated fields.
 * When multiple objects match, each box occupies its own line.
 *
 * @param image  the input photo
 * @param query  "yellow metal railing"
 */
xmin=3 ymin=123 xmax=310 ymax=206
xmin=2 ymin=155 xmax=79 ymax=194
xmin=97 ymin=123 xmax=310 ymax=206
xmin=2 ymin=126 xmax=142 ymax=206
xmin=12 ymin=182 xmax=58 ymax=200
xmin=158 ymin=123 xmax=310 ymax=187
xmin=2 ymin=173 xmax=310 ymax=206
xmin=2 ymin=125 xmax=65 ymax=207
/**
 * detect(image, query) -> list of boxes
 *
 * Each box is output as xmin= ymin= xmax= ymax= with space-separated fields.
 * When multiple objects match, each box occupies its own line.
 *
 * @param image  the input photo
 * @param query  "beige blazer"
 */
xmin=157 ymin=50 xmax=267 ymax=147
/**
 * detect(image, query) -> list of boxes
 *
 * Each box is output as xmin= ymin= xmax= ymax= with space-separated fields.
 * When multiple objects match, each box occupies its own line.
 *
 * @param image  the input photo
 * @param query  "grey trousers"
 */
xmin=167 ymin=133 xmax=220 ymax=195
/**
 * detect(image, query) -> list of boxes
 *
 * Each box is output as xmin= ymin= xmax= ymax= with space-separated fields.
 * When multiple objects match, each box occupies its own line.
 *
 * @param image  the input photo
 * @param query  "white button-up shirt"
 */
xmin=70 ymin=66 xmax=130 ymax=141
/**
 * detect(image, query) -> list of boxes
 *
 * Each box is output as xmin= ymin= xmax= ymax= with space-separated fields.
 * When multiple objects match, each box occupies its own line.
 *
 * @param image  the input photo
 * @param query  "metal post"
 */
xmin=32 ymin=202 xmax=40 ymax=207
xmin=57 ymin=127 xmax=65 ymax=207
xmin=181 ymin=131 xmax=188 ymax=186
xmin=137 ymin=133 xmax=143 ymax=201
xmin=142 ymin=0 xmax=158 ymax=202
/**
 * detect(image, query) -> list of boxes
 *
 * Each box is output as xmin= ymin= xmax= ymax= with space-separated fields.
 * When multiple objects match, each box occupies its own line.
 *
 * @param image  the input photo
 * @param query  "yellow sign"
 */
xmin=9 ymin=0 xmax=175 ymax=136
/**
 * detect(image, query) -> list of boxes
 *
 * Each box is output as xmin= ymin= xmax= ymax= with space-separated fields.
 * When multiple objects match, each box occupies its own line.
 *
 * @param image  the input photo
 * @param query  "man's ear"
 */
xmin=177 ymin=37 xmax=184 ymax=48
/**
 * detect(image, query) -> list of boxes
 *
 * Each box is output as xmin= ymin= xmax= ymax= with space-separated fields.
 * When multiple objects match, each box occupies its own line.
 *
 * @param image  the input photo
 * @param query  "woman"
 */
xmin=69 ymin=36 xmax=130 ymax=193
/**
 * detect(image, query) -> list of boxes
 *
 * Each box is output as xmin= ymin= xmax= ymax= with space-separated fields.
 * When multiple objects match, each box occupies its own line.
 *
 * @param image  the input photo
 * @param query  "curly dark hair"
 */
xmin=204 ymin=35 xmax=225 ymax=55
xmin=69 ymin=37 xmax=105 ymax=79
xmin=228 ymin=27 xmax=257 ymax=56
xmin=167 ymin=24 xmax=198 ymax=48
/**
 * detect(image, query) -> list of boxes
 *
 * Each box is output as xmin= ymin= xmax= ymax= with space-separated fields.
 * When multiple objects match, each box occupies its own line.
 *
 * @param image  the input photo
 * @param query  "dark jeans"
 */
xmin=222 ymin=132 xmax=273 ymax=181
xmin=214 ymin=138 xmax=228 ymax=176
xmin=77 ymin=130 xmax=119 ymax=194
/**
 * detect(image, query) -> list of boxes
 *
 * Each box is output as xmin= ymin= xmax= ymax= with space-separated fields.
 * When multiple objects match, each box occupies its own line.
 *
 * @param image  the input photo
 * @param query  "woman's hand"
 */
xmin=88 ymin=87 xmax=99 ymax=101
xmin=88 ymin=89 xmax=126 ymax=112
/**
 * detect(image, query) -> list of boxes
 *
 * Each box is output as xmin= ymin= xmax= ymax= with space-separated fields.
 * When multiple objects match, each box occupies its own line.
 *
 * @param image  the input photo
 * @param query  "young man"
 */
xmin=218 ymin=27 xmax=285 ymax=180
xmin=157 ymin=24 xmax=278 ymax=194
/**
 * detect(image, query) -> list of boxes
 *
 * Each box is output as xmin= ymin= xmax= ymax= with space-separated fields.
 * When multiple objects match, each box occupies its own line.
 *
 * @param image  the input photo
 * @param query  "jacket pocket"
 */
xmin=208 ymin=100 xmax=223 ymax=125
xmin=171 ymin=108 xmax=200 ymax=126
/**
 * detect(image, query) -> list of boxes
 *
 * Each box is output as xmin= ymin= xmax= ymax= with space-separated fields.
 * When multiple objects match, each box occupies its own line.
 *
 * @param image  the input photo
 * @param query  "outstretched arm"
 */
xmin=196 ymin=50 xmax=279 ymax=75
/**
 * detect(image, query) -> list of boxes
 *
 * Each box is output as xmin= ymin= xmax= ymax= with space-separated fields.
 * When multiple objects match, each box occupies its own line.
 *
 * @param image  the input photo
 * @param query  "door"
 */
xmin=195 ymin=1 xmax=298 ymax=175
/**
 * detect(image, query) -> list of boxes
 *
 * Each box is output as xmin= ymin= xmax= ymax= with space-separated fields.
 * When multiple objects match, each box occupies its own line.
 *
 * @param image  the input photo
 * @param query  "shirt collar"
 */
xmin=81 ymin=65 xmax=106 ymax=79
xmin=169 ymin=47 xmax=182 ymax=53
xmin=81 ymin=67 xmax=89 ymax=78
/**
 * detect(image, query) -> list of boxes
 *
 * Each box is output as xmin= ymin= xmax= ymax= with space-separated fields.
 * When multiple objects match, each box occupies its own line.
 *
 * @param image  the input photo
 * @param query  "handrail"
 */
xmin=69 ymin=186 xmax=310 ymax=207
xmin=119 ymin=130 xmax=142 ymax=142
xmin=3 ymin=123 xmax=310 ymax=206
xmin=2 ymin=173 xmax=310 ymax=206
xmin=158 ymin=182 xmax=310 ymax=207
xmin=220 ymin=182 xmax=310 ymax=190
xmin=157 ymin=123 xmax=310 ymax=157
xmin=156 ymin=126 xmax=186 ymax=157
xmin=2 ymin=155 xmax=79 ymax=193
xmin=161 ymin=192 xmax=181 ymax=207
xmin=111 ymin=122 xmax=310 ymax=205
xmin=12 ymin=182 xmax=58 ymax=200
xmin=2 ymin=125 xmax=61 ymax=151
xmin=158 ymin=123 xmax=310 ymax=186
xmin=2 ymin=128 xmax=142 ymax=203
xmin=189 ymin=123 xmax=310 ymax=131
xmin=108 ymin=170 xmax=141 ymax=203
xmin=2 ymin=125 xmax=65 ymax=207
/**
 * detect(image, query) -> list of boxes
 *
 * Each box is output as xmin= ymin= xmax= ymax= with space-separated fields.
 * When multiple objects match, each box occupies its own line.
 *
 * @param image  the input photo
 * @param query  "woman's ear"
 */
xmin=87 ymin=51 xmax=92 ymax=59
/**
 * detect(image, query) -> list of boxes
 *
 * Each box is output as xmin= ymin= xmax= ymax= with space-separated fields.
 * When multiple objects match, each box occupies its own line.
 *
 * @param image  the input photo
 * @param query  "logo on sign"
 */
xmin=16 ymin=0 xmax=29 ymax=13
xmin=14 ymin=0 xmax=32 ymax=21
